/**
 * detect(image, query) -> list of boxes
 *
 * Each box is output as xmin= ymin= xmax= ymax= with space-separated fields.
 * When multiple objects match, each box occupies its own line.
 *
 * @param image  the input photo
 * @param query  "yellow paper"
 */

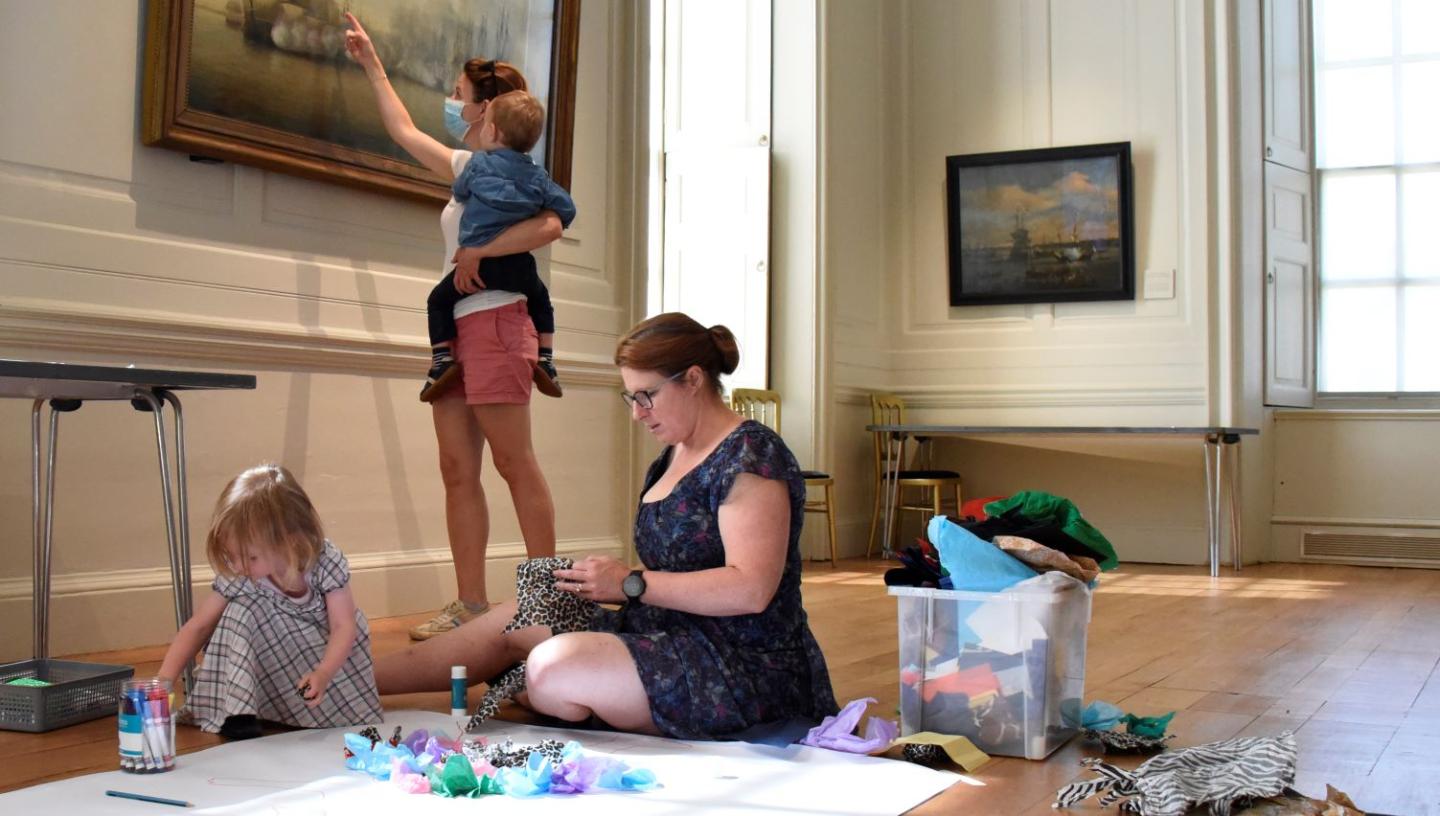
xmin=893 ymin=731 xmax=990 ymax=771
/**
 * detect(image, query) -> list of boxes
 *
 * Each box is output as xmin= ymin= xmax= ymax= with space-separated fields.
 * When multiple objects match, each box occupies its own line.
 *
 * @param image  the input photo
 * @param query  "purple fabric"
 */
xmin=800 ymin=697 xmax=899 ymax=754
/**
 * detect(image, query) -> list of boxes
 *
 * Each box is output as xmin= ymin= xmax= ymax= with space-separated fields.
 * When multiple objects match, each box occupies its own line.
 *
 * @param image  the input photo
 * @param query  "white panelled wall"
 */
xmin=0 ymin=1 xmax=641 ymax=660
xmin=821 ymin=0 xmax=1238 ymax=564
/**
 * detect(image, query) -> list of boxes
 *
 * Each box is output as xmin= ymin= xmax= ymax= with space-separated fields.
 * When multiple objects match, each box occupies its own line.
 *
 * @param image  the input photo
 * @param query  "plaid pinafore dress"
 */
xmin=178 ymin=541 xmax=382 ymax=732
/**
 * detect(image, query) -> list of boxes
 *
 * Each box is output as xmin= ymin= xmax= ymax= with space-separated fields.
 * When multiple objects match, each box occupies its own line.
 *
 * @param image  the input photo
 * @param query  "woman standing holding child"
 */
xmin=343 ymin=13 xmax=560 ymax=640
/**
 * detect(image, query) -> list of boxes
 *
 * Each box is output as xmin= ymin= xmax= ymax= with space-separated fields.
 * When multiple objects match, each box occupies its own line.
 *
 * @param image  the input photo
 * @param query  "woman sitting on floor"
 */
xmin=374 ymin=312 xmax=838 ymax=738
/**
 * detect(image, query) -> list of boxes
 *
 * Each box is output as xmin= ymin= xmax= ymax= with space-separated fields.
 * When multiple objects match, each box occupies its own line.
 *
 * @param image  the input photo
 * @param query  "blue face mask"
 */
xmin=443 ymin=97 xmax=473 ymax=142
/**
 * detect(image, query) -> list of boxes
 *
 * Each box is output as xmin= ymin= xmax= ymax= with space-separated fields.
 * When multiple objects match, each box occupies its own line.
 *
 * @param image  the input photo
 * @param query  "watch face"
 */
xmin=622 ymin=572 xmax=644 ymax=599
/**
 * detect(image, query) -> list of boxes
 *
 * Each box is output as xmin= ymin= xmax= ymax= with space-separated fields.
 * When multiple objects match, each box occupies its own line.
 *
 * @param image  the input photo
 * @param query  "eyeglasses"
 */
xmin=620 ymin=371 xmax=685 ymax=410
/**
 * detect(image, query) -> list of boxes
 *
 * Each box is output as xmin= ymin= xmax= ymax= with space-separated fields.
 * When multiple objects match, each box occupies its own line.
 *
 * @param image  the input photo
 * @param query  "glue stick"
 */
xmin=450 ymin=665 xmax=467 ymax=718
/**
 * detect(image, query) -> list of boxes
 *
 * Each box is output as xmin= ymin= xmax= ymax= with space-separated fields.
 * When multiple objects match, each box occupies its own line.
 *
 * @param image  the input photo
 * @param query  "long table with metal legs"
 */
xmin=865 ymin=424 xmax=1259 ymax=577
xmin=2 ymin=360 xmax=255 ymax=680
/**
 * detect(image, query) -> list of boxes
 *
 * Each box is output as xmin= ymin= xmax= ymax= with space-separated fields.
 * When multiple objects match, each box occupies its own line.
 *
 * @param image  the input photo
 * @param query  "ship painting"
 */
xmin=945 ymin=143 xmax=1135 ymax=306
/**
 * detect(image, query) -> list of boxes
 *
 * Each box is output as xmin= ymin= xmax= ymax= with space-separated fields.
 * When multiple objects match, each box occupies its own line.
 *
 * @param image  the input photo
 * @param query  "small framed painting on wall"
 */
xmin=945 ymin=142 xmax=1135 ymax=306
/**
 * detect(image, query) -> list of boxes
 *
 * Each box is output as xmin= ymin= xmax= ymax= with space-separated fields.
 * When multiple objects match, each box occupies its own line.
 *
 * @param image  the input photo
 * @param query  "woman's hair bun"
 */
xmin=708 ymin=325 xmax=740 ymax=375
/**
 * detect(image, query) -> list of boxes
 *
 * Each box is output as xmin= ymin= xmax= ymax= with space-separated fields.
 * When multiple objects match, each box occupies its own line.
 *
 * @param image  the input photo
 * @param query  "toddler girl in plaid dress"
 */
xmin=157 ymin=464 xmax=382 ymax=739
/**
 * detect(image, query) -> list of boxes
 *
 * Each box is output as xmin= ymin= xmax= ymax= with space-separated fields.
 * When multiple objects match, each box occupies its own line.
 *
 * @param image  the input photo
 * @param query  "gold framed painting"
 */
xmin=142 ymin=0 xmax=580 ymax=203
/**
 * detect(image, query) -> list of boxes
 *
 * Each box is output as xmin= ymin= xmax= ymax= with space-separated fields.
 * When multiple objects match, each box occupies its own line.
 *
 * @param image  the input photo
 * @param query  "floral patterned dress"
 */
xmin=591 ymin=420 xmax=838 ymax=739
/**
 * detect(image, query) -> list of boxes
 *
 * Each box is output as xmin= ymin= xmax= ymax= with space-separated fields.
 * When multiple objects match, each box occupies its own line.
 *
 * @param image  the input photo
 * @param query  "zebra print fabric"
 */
xmin=1084 ymin=728 xmax=1172 ymax=754
xmin=1054 ymin=732 xmax=1297 ymax=816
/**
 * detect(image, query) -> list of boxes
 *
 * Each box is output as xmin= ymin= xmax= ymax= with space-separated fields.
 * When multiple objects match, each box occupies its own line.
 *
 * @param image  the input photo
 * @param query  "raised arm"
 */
xmin=555 ymin=472 xmax=791 ymax=616
xmin=343 ymin=13 xmax=454 ymax=180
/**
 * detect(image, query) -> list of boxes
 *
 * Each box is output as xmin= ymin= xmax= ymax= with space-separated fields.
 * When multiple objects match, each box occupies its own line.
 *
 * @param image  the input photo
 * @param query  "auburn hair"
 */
xmin=614 ymin=312 xmax=740 ymax=393
xmin=205 ymin=464 xmax=324 ymax=580
xmin=462 ymin=58 xmax=527 ymax=103
xmin=488 ymin=91 xmax=546 ymax=154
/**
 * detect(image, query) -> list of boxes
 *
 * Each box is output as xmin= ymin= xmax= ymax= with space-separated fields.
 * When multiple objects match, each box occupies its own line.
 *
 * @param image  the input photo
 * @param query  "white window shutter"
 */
xmin=661 ymin=0 xmax=772 ymax=390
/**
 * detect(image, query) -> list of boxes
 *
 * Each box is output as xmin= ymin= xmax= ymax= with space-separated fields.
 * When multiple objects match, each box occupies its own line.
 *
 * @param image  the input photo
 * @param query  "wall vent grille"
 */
xmin=1302 ymin=530 xmax=1440 ymax=568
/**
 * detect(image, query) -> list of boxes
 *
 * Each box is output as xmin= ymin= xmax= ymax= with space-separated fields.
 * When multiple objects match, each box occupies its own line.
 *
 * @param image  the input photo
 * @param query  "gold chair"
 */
xmin=730 ymin=388 xmax=838 ymax=565
xmin=867 ymin=393 xmax=962 ymax=557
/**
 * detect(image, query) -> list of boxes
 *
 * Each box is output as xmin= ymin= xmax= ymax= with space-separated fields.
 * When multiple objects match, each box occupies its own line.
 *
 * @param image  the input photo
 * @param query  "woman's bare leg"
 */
xmin=376 ymin=600 xmax=555 ymax=694
xmin=472 ymin=403 xmax=555 ymax=558
xmin=433 ymin=393 xmax=490 ymax=606
xmin=524 ymin=633 xmax=659 ymax=734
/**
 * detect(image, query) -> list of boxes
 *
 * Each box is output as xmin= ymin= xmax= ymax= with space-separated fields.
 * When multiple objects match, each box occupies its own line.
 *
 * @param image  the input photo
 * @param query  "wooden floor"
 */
xmin=4 ymin=560 xmax=1440 ymax=814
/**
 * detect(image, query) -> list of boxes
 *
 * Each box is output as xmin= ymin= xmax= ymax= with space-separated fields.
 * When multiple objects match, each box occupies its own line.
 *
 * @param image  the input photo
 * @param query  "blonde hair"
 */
xmin=488 ymin=90 xmax=546 ymax=154
xmin=206 ymin=464 xmax=324 ymax=579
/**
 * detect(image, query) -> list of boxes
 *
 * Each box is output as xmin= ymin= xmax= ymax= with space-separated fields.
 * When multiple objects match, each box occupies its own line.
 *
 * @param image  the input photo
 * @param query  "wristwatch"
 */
xmin=621 ymin=569 xmax=647 ymax=602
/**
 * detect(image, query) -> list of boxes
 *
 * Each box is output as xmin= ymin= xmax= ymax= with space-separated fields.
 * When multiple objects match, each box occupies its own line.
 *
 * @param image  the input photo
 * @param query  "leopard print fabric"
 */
xmin=464 ymin=557 xmax=600 ymax=733
xmin=502 ymin=556 xmax=597 ymax=635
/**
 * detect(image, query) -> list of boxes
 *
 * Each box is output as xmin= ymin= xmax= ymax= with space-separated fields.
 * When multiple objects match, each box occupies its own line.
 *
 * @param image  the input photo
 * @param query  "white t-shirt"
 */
xmin=442 ymin=149 xmax=527 ymax=321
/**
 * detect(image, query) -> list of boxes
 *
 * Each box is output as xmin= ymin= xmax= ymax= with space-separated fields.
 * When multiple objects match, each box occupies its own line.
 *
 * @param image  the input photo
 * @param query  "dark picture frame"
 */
xmin=945 ymin=142 xmax=1135 ymax=306
xmin=142 ymin=0 xmax=580 ymax=203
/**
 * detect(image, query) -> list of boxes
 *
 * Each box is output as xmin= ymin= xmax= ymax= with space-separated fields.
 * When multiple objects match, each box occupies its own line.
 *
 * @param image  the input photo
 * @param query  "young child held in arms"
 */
xmin=158 ymin=464 xmax=381 ymax=739
xmin=422 ymin=86 xmax=577 ymax=402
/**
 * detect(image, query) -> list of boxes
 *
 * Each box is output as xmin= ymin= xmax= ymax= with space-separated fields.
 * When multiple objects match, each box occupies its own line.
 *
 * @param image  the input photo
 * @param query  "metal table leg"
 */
xmin=158 ymin=391 xmax=195 ymax=692
xmin=1226 ymin=434 xmax=1243 ymax=572
xmin=159 ymin=392 xmax=192 ymax=622
xmin=1204 ymin=434 xmax=1221 ymax=578
xmin=31 ymin=400 xmax=47 ymax=660
xmin=133 ymin=390 xmax=187 ymax=638
xmin=32 ymin=399 xmax=78 ymax=660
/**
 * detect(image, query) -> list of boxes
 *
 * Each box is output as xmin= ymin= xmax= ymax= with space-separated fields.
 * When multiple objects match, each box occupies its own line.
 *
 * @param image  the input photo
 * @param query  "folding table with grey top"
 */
xmin=1 ymin=360 xmax=256 ymax=673
xmin=865 ymin=424 xmax=1259 ymax=577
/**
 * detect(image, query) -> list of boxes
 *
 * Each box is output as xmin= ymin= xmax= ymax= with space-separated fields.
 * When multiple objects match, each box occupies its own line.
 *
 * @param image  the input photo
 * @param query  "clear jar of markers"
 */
xmin=118 ymin=678 xmax=175 ymax=772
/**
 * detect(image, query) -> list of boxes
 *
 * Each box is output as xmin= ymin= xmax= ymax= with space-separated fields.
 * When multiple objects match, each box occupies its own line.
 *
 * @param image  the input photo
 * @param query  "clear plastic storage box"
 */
xmin=890 ymin=579 xmax=1091 ymax=759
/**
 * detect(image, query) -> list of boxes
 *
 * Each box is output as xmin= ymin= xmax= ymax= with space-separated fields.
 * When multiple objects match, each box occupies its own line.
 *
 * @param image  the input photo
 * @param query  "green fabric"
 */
xmin=429 ymin=754 xmax=503 ymax=798
xmin=4 ymin=677 xmax=52 ymax=687
xmin=1122 ymin=711 xmax=1175 ymax=738
xmin=984 ymin=490 xmax=1120 ymax=570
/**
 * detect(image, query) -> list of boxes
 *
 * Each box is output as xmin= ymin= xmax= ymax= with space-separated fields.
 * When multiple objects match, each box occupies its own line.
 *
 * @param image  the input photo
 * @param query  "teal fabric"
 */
xmin=984 ymin=491 xmax=1119 ymax=570
xmin=928 ymin=516 xmax=1037 ymax=593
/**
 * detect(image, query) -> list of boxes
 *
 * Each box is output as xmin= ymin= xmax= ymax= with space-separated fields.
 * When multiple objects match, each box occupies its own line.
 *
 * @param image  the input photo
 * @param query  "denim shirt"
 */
xmin=451 ymin=148 xmax=576 ymax=248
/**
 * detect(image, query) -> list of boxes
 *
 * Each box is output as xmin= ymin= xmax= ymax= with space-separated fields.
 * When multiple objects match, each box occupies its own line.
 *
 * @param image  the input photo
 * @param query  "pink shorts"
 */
xmin=453 ymin=301 xmax=537 ymax=405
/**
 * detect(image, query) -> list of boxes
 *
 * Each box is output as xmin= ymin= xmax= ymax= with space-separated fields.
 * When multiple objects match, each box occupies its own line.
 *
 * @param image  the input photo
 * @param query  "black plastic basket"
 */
xmin=0 ymin=659 xmax=134 ymax=733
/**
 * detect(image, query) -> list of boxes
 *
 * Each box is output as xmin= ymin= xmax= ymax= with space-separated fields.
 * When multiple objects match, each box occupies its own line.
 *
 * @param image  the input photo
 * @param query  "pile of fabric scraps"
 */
xmin=886 ymin=492 xmax=1116 ymax=595
xmin=884 ymin=538 xmax=944 ymax=588
xmin=1066 ymin=701 xmax=1175 ymax=754
xmin=465 ymin=557 xmax=598 ymax=732
xmin=965 ymin=491 xmax=1119 ymax=572
xmin=342 ymin=726 xmax=658 ymax=798
xmin=897 ymin=645 xmax=1033 ymax=755
xmin=1054 ymin=732 xmax=1298 ymax=815
xmin=895 ymin=546 xmax=1092 ymax=755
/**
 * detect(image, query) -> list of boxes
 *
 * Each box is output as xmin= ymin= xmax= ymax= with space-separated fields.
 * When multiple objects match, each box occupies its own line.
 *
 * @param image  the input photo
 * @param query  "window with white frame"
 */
xmin=1314 ymin=0 xmax=1440 ymax=393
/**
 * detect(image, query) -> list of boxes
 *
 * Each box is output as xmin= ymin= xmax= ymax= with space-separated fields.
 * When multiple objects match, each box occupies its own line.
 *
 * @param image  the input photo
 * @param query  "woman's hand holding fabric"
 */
xmin=553 ymin=556 xmax=629 ymax=604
